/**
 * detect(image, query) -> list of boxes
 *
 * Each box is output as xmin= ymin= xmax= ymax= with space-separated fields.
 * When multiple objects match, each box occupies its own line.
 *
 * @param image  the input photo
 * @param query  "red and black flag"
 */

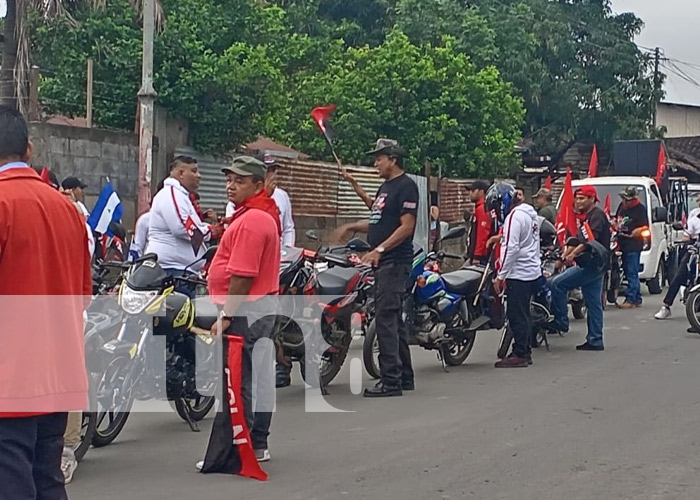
xmin=311 ymin=104 xmax=336 ymax=149
xmin=199 ymin=334 xmax=268 ymax=481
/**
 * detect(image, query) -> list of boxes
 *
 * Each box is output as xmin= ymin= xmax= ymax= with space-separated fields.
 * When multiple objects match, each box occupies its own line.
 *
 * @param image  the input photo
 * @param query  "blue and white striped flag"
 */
xmin=87 ymin=182 xmax=124 ymax=235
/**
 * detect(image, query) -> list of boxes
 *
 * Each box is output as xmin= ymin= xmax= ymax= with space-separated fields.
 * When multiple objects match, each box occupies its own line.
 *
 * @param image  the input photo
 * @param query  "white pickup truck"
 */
xmin=561 ymin=176 xmax=669 ymax=294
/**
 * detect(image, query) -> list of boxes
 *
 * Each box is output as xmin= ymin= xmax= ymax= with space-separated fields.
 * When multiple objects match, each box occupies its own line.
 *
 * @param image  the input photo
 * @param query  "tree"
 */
xmin=1 ymin=0 xmax=162 ymax=111
xmin=278 ymin=31 xmax=524 ymax=177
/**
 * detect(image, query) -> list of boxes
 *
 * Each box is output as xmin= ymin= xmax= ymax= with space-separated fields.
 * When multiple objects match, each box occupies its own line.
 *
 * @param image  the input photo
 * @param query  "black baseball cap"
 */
xmin=466 ymin=180 xmax=490 ymax=192
xmin=61 ymin=177 xmax=87 ymax=190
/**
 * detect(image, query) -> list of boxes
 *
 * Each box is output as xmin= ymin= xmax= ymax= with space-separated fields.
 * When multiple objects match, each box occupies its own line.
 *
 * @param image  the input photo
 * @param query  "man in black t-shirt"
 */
xmin=334 ymin=139 xmax=418 ymax=397
xmin=549 ymin=185 xmax=611 ymax=351
xmin=615 ymin=186 xmax=649 ymax=308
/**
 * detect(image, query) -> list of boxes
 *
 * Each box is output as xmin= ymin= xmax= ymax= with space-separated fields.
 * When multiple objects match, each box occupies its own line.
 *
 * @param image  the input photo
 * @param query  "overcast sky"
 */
xmin=1 ymin=0 xmax=697 ymax=105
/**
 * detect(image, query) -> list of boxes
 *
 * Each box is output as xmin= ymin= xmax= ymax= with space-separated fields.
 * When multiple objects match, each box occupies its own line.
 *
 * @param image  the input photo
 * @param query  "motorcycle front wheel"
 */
xmin=173 ymin=394 xmax=216 ymax=423
xmin=685 ymin=290 xmax=700 ymax=334
xmin=92 ymin=355 xmax=134 ymax=447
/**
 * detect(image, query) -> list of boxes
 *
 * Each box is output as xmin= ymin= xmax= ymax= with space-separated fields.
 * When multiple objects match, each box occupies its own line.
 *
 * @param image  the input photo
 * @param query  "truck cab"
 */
xmin=563 ymin=177 xmax=669 ymax=294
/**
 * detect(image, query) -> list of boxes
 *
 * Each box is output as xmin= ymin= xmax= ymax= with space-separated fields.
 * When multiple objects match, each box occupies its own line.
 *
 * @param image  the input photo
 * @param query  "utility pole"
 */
xmin=86 ymin=59 xmax=94 ymax=128
xmin=652 ymin=46 xmax=661 ymax=131
xmin=28 ymin=66 xmax=39 ymax=121
xmin=137 ymin=0 xmax=157 ymax=217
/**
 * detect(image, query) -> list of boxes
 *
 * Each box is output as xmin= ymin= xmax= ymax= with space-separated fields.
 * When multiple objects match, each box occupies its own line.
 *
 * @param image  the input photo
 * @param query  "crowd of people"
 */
xmin=0 ymin=103 xmax=672 ymax=498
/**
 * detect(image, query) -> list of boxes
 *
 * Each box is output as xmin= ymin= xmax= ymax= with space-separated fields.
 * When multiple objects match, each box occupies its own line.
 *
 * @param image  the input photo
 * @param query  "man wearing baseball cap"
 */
xmin=532 ymin=188 xmax=556 ymax=225
xmin=61 ymin=176 xmax=90 ymax=217
xmin=466 ymin=180 xmax=493 ymax=265
xmin=199 ymin=156 xmax=281 ymax=472
xmin=549 ymin=185 xmax=610 ymax=351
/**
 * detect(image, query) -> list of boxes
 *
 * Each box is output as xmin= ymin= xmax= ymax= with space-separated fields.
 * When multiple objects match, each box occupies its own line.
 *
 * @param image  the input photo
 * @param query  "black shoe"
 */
xmin=508 ymin=352 xmax=533 ymax=365
xmin=401 ymin=380 xmax=415 ymax=391
xmin=275 ymin=376 xmax=291 ymax=389
xmin=363 ymin=382 xmax=403 ymax=398
xmin=687 ymin=327 xmax=699 ymax=334
xmin=576 ymin=342 xmax=604 ymax=351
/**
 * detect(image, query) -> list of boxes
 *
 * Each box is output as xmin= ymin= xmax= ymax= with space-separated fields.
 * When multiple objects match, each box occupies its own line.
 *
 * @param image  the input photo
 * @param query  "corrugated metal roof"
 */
xmin=338 ymin=166 xmax=383 ymax=218
xmin=275 ymin=158 xmax=338 ymax=216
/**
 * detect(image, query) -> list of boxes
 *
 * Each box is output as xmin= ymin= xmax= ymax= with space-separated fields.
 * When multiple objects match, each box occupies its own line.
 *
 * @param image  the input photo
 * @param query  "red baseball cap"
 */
xmin=574 ymin=185 xmax=599 ymax=202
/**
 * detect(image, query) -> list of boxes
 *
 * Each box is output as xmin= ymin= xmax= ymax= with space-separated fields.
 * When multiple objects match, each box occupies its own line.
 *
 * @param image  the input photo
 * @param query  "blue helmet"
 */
xmin=486 ymin=182 xmax=516 ymax=226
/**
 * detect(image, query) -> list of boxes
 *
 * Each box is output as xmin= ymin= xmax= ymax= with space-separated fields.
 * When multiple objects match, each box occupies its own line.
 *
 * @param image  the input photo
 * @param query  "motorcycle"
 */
xmin=605 ymin=229 xmax=623 ymax=307
xmin=363 ymin=226 xmax=484 ymax=376
xmin=275 ymin=233 xmax=373 ymax=390
xmin=679 ymin=239 xmax=700 ymax=332
xmin=92 ymin=249 xmax=218 ymax=448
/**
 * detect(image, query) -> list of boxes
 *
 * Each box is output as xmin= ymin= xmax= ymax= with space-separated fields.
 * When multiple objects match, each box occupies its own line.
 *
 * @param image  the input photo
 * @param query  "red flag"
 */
xmin=311 ymin=105 xmax=336 ymax=148
xmin=588 ymin=144 xmax=598 ymax=178
xmin=544 ymin=175 xmax=552 ymax=190
xmin=555 ymin=168 xmax=577 ymax=246
xmin=656 ymin=145 xmax=667 ymax=187
xmin=603 ymin=194 xmax=611 ymax=218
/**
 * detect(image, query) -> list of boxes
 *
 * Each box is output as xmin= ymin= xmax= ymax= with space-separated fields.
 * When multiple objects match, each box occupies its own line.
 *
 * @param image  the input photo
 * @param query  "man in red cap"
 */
xmin=548 ymin=185 xmax=610 ymax=351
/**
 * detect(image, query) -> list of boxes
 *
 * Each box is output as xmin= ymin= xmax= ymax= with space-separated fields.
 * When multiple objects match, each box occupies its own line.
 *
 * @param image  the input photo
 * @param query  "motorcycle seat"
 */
xmin=194 ymin=299 xmax=219 ymax=330
xmin=316 ymin=267 xmax=359 ymax=296
xmin=441 ymin=268 xmax=484 ymax=297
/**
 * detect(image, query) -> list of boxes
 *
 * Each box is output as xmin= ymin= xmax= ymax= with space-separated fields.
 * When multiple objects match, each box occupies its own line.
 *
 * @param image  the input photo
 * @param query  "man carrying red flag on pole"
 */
xmin=548 ymin=184 xmax=610 ymax=350
xmin=554 ymin=168 xmax=578 ymax=247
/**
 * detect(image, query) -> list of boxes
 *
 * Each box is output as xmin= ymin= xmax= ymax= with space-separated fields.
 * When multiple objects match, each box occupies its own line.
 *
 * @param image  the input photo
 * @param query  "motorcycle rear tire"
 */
xmin=685 ymin=290 xmax=700 ymax=334
xmin=300 ymin=347 xmax=349 ymax=387
xmin=362 ymin=319 xmax=381 ymax=380
xmin=443 ymin=331 xmax=476 ymax=366
xmin=92 ymin=355 xmax=134 ymax=448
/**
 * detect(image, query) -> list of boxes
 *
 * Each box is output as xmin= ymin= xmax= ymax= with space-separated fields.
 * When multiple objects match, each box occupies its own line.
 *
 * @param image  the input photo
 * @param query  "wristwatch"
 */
xmin=376 ymin=245 xmax=386 ymax=254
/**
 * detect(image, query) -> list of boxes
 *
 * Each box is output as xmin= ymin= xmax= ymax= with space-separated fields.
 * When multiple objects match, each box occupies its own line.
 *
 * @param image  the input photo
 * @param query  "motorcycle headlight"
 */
xmin=120 ymin=287 xmax=159 ymax=315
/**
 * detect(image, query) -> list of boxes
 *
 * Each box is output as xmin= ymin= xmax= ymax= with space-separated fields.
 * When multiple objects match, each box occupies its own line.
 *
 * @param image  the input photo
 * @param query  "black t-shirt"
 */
xmin=368 ymin=174 xmax=419 ymax=264
xmin=615 ymin=202 xmax=649 ymax=253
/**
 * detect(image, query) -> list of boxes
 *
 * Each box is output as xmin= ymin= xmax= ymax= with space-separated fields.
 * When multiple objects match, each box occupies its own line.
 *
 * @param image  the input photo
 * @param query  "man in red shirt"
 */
xmin=199 ymin=156 xmax=281 ymax=473
xmin=466 ymin=180 xmax=493 ymax=265
xmin=0 ymin=106 xmax=92 ymax=499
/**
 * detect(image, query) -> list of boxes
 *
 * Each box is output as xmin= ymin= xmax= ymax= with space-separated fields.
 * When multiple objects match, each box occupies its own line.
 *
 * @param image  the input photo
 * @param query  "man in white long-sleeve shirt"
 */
xmin=491 ymin=182 xmax=542 ymax=368
xmin=225 ymin=154 xmax=295 ymax=247
xmin=146 ymin=156 xmax=219 ymax=284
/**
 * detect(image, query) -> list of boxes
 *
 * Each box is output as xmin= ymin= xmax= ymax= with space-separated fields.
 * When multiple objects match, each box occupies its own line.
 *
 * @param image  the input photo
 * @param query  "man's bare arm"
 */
xmin=221 ymin=276 xmax=254 ymax=317
xmin=342 ymin=169 xmax=373 ymax=209
xmin=331 ymin=220 xmax=370 ymax=243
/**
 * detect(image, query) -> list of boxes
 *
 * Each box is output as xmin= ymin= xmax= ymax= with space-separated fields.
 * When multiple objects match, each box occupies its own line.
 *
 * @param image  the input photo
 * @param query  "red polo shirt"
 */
xmin=0 ymin=164 xmax=92 ymax=417
xmin=473 ymin=198 xmax=492 ymax=258
xmin=208 ymin=208 xmax=281 ymax=305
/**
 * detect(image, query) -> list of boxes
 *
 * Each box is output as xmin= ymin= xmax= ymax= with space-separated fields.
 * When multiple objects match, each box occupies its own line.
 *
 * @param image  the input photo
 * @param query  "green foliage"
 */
xmin=27 ymin=0 xmax=658 ymax=177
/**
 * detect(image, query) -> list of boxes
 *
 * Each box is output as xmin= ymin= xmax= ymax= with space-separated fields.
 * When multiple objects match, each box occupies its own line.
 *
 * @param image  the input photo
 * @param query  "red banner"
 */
xmin=544 ymin=175 xmax=552 ymax=190
xmin=226 ymin=336 xmax=268 ymax=481
xmin=588 ymin=144 xmax=598 ymax=178
xmin=555 ymin=168 xmax=577 ymax=246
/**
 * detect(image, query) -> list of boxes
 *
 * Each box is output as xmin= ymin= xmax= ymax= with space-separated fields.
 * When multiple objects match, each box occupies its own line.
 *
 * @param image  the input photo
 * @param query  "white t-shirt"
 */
xmin=686 ymin=213 xmax=700 ymax=239
xmin=77 ymin=201 xmax=90 ymax=218
xmin=129 ymin=212 xmax=151 ymax=260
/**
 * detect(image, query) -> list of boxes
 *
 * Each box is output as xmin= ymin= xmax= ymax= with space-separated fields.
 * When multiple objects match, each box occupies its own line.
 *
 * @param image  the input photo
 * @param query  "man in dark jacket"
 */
xmin=615 ymin=186 xmax=649 ymax=308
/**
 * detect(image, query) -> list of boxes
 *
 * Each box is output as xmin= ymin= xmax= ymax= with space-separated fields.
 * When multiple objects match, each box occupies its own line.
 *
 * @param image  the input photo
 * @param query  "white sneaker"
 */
xmin=195 ymin=460 xmax=204 ymax=471
xmin=255 ymin=449 xmax=271 ymax=463
xmin=61 ymin=448 xmax=78 ymax=484
xmin=654 ymin=306 xmax=671 ymax=320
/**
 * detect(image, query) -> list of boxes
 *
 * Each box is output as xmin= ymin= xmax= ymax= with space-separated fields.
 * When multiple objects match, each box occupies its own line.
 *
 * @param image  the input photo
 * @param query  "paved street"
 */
xmin=70 ymin=293 xmax=700 ymax=500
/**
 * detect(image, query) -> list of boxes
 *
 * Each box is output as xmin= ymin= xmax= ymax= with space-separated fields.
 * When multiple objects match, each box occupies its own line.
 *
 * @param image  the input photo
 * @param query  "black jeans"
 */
xmin=374 ymin=261 xmax=414 ymax=387
xmin=506 ymin=278 xmax=540 ymax=359
xmin=664 ymin=253 xmax=691 ymax=307
xmin=0 ymin=412 xmax=68 ymax=500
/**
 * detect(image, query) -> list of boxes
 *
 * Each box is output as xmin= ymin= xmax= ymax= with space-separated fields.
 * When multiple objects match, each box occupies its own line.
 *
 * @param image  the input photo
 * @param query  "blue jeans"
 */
xmin=622 ymin=252 xmax=642 ymax=304
xmin=550 ymin=266 xmax=605 ymax=347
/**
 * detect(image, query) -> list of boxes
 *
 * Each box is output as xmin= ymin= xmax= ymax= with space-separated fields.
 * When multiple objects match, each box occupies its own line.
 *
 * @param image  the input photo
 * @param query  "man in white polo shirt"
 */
xmin=225 ymin=154 xmax=295 ymax=247
xmin=147 ymin=156 xmax=220 ymax=291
